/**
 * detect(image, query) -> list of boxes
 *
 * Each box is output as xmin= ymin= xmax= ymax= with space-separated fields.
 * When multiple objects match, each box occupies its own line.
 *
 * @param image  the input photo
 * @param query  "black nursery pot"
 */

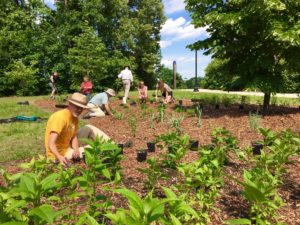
xmin=189 ymin=140 xmax=199 ymax=151
xmin=147 ymin=142 xmax=156 ymax=152
xmin=137 ymin=149 xmax=147 ymax=162
xmin=55 ymin=104 xmax=68 ymax=109
xmin=251 ymin=142 xmax=263 ymax=155
xmin=239 ymin=104 xmax=244 ymax=110
xmin=117 ymin=144 xmax=124 ymax=154
xmin=215 ymin=104 xmax=220 ymax=109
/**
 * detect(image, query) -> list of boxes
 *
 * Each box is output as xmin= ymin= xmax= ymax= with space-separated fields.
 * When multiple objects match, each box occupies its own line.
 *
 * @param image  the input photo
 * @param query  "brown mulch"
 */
xmin=4 ymin=98 xmax=300 ymax=224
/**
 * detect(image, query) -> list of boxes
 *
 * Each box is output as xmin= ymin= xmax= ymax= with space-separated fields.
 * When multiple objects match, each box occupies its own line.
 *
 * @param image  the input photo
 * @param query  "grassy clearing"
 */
xmin=0 ymin=96 xmax=50 ymax=164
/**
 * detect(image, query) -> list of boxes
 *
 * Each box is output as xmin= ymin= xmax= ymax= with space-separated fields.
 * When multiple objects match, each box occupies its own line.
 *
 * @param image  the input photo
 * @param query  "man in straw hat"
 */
xmin=83 ymin=88 xmax=116 ymax=118
xmin=45 ymin=92 xmax=112 ymax=166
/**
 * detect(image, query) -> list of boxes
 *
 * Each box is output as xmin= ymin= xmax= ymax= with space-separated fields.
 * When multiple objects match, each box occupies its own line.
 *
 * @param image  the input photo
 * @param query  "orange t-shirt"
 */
xmin=45 ymin=109 xmax=78 ymax=160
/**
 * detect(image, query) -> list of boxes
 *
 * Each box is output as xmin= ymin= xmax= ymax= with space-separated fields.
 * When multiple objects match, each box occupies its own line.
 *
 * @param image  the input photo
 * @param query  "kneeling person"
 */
xmin=45 ymin=92 xmax=111 ymax=166
xmin=86 ymin=89 xmax=115 ymax=117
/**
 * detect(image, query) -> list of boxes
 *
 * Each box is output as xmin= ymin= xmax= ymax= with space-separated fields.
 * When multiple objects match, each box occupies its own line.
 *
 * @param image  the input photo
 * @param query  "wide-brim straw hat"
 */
xmin=67 ymin=92 xmax=91 ymax=108
xmin=105 ymin=88 xmax=116 ymax=97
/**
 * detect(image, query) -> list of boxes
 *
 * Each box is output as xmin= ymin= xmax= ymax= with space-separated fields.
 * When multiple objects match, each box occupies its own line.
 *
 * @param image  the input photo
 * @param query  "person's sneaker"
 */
xmin=83 ymin=113 xmax=92 ymax=119
xmin=123 ymin=140 xmax=133 ymax=148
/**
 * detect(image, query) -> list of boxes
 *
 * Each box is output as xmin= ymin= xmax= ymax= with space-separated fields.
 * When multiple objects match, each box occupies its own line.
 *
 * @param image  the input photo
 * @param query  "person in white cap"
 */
xmin=84 ymin=88 xmax=116 ymax=118
xmin=45 ymin=92 xmax=112 ymax=166
xmin=118 ymin=65 xmax=133 ymax=104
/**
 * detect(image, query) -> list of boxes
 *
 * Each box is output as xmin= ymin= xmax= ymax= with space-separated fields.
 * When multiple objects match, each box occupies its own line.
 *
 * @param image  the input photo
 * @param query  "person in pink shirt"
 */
xmin=80 ymin=75 xmax=93 ymax=100
xmin=138 ymin=81 xmax=148 ymax=103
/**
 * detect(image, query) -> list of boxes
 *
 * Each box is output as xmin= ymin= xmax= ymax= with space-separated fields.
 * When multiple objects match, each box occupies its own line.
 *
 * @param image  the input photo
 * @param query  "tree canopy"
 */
xmin=0 ymin=0 xmax=165 ymax=96
xmin=185 ymin=0 xmax=300 ymax=109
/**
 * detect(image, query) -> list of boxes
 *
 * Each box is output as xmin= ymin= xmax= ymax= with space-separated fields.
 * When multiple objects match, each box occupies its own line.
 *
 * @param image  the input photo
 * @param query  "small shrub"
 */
xmin=128 ymin=115 xmax=137 ymax=136
xmin=248 ymin=111 xmax=262 ymax=131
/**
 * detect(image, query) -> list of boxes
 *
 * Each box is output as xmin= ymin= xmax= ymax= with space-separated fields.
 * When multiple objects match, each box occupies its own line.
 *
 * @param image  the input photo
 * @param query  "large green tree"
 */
xmin=185 ymin=0 xmax=300 ymax=110
xmin=0 ymin=0 xmax=165 ymax=96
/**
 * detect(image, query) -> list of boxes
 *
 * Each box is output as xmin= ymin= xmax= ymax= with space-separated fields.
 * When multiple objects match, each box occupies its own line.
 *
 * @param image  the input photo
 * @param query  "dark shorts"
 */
xmin=162 ymin=91 xmax=173 ymax=98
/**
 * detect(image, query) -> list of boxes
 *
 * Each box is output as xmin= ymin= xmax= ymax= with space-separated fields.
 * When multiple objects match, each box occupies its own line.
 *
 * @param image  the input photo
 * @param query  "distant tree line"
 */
xmin=0 ymin=0 xmax=165 ymax=96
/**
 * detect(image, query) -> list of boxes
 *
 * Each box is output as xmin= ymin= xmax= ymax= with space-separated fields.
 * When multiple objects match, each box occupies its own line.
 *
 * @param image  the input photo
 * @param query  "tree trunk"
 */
xmin=263 ymin=93 xmax=271 ymax=113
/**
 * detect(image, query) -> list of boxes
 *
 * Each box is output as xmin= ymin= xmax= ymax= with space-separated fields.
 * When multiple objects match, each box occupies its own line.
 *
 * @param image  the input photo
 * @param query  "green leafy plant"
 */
xmin=168 ymin=114 xmax=184 ymax=135
xmin=150 ymin=113 xmax=156 ymax=129
xmin=222 ymin=95 xmax=233 ymax=107
xmin=157 ymin=103 xmax=166 ymax=122
xmin=195 ymin=104 xmax=202 ymax=127
xmin=105 ymin=188 xmax=173 ymax=225
xmin=75 ymin=138 xmax=120 ymax=217
xmin=138 ymin=157 xmax=167 ymax=190
xmin=128 ymin=115 xmax=137 ymax=137
xmin=113 ymin=111 xmax=124 ymax=120
xmin=248 ymin=111 xmax=262 ymax=132
xmin=156 ymin=132 xmax=190 ymax=169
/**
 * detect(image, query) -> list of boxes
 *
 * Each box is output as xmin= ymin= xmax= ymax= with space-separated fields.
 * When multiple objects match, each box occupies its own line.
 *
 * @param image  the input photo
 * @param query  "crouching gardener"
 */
xmin=45 ymin=92 xmax=112 ymax=166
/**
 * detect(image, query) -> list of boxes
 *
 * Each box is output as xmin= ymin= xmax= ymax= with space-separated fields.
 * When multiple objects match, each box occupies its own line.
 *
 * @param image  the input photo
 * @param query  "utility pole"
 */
xmin=193 ymin=50 xmax=199 ymax=92
xmin=173 ymin=60 xmax=177 ymax=89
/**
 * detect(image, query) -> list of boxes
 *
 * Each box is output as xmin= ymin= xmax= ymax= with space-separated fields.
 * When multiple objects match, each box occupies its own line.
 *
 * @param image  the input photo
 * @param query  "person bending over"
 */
xmin=155 ymin=80 xmax=174 ymax=104
xmin=138 ymin=81 xmax=148 ymax=104
xmin=84 ymin=89 xmax=115 ymax=118
xmin=45 ymin=92 xmax=112 ymax=166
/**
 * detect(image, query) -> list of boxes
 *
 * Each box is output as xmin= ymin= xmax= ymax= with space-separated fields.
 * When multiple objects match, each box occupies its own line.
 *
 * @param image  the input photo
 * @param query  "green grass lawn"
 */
xmin=0 ymin=96 xmax=50 ymax=164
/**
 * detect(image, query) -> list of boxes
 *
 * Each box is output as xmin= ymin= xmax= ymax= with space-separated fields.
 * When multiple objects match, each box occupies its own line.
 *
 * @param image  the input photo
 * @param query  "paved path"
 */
xmin=178 ymin=89 xmax=300 ymax=99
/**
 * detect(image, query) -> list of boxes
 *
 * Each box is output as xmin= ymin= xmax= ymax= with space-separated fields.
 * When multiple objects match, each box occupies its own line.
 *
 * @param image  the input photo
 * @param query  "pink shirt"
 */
xmin=138 ymin=86 xmax=148 ymax=98
xmin=81 ymin=81 xmax=93 ymax=95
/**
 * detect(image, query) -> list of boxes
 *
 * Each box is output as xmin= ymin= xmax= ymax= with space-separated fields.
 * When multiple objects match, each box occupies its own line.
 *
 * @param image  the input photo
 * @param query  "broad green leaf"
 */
xmin=114 ymin=189 xmax=144 ymax=213
xmin=29 ymin=204 xmax=58 ymax=224
xmin=40 ymin=173 xmax=60 ymax=190
xmin=76 ymin=212 xmax=99 ymax=225
xmin=225 ymin=218 xmax=252 ymax=224
xmin=170 ymin=214 xmax=182 ymax=225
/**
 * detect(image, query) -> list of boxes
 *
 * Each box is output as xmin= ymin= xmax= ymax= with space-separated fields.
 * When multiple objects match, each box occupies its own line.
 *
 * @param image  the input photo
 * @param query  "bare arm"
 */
xmin=50 ymin=76 xmax=54 ymax=83
xmin=48 ymin=132 xmax=68 ymax=166
xmin=71 ymin=136 xmax=80 ymax=158
xmin=104 ymin=103 xmax=113 ymax=116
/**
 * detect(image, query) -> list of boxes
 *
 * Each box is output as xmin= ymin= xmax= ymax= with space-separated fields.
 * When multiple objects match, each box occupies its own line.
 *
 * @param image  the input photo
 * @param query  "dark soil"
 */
xmin=4 ymin=98 xmax=300 ymax=224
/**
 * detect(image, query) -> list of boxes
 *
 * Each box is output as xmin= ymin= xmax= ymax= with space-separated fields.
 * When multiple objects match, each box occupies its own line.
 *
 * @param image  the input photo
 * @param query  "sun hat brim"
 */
xmin=105 ymin=90 xmax=116 ymax=96
xmin=67 ymin=99 xmax=91 ymax=109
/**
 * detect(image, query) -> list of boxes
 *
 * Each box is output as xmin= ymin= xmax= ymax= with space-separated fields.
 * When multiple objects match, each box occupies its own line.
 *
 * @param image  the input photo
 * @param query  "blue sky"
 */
xmin=161 ymin=0 xmax=211 ymax=79
xmin=44 ymin=0 xmax=211 ymax=79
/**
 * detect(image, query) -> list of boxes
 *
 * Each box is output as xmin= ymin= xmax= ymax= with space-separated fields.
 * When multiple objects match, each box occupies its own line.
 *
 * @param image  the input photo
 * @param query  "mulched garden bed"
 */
xmin=4 ymin=98 xmax=300 ymax=224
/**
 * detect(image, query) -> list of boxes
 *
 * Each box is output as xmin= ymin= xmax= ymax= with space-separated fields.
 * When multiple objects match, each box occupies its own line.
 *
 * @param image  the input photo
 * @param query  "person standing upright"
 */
xmin=49 ymin=71 xmax=59 ymax=99
xmin=80 ymin=74 xmax=93 ymax=100
xmin=118 ymin=65 xmax=133 ymax=104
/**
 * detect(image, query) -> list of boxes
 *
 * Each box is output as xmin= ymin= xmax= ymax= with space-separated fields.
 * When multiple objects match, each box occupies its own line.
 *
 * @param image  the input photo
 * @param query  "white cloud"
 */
xmin=161 ymin=59 xmax=174 ymax=67
xmin=164 ymin=0 xmax=186 ymax=15
xmin=160 ymin=17 xmax=209 ymax=49
xmin=44 ymin=0 xmax=54 ymax=5
xmin=159 ymin=40 xmax=173 ymax=48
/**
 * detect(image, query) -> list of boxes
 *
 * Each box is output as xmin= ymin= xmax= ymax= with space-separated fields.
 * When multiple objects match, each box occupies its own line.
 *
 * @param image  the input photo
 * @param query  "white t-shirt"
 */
xmin=118 ymin=68 xmax=133 ymax=81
